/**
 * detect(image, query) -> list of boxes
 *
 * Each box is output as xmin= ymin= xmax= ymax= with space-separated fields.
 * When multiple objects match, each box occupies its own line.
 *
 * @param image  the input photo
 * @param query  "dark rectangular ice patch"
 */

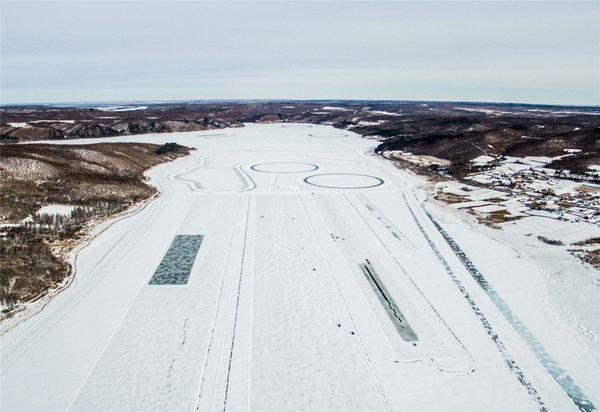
xmin=149 ymin=235 xmax=204 ymax=285
xmin=359 ymin=261 xmax=418 ymax=342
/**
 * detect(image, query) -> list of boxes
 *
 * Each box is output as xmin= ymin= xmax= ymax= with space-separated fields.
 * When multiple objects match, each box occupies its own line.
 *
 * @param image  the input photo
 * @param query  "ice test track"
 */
xmin=1 ymin=124 xmax=597 ymax=411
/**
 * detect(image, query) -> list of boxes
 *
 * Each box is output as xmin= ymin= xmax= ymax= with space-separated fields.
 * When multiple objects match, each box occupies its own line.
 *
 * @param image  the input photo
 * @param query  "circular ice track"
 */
xmin=304 ymin=173 xmax=385 ymax=189
xmin=250 ymin=162 xmax=319 ymax=173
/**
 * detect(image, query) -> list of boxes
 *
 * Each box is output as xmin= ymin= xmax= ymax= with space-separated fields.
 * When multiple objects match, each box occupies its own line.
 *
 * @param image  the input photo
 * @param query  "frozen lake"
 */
xmin=1 ymin=124 xmax=597 ymax=411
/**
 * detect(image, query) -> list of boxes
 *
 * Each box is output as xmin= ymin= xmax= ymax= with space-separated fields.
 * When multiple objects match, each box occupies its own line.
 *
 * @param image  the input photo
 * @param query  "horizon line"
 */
xmin=2 ymin=98 xmax=599 ymax=109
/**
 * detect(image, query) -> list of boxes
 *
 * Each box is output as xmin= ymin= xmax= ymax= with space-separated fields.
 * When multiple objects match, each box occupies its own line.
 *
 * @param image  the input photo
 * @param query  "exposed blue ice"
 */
xmin=149 ymin=235 xmax=204 ymax=285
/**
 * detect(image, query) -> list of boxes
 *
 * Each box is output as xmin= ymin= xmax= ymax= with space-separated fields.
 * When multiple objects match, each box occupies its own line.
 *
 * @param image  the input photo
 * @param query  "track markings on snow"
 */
xmin=4 ymin=124 xmax=593 ymax=412
xmin=192 ymin=195 xmax=255 ymax=412
xmin=63 ymin=194 xmax=184 ymax=412
xmin=402 ymin=193 xmax=548 ymax=411
xmin=422 ymin=204 xmax=595 ymax=412
xmin=222 ymin=195 xmax=255 ymax=411
xmin=299 ymin=194 xmax=392 ymax=412
xmin=313 ymin=192 xmax=475 ymax=374
xmin=359 ymin=261 xmax=418 ymax=342
xmin=193 ymin=197 xmax=242 ymax=411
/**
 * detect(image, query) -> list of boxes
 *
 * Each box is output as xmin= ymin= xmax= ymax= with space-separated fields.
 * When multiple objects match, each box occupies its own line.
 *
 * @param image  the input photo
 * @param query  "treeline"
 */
xmin=0 ymin=143 xmax=191 ymax=313
xmin=155 ymin=142 xmax=186 ymax=154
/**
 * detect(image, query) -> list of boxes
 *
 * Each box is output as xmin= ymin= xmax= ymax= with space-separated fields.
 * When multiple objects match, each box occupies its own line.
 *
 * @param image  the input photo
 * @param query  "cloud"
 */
xmin=2 ymin=1 xmax=598 ymax=104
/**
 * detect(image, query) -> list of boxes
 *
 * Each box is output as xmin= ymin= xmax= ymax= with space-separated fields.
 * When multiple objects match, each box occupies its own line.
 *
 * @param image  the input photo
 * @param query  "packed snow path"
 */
xmin=2 ymin=124 xmax=597 ymax=411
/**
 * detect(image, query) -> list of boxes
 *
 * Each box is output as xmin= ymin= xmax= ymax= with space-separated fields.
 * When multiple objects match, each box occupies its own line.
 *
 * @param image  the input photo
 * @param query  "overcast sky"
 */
xmin=1 ymin=1 xmax=598 ymax=105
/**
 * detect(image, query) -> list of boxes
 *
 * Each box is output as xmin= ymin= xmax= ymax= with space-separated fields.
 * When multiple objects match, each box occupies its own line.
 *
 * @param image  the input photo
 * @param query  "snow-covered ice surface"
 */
xmin=20 ymin=205 xmax=78 ymax=223
xmin=1 ymin=124 xmax=598 ymax=411
xmin=92 ymin=105 xmax=149 ymax=112
xmin=34 ymin=204 xmax=77 ymax=216
xmin=7 ymin=123 xmax=30 ymax=128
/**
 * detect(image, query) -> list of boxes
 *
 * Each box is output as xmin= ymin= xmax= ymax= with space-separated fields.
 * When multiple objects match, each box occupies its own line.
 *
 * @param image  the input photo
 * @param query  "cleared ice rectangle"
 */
xmin=359 ymin=262 xmax=418 ymax=342
xmin=149 ymin=235 xmax=204 ymax=285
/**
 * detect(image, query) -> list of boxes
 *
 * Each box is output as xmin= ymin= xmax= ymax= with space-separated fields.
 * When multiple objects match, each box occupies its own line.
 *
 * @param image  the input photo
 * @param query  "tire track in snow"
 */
xmin=299 ymin=194 xmax=392 ymax=412
xmin=192 ymin=197 xmax=242 ymax=411
xmin=246 ymin=199 xmax=255 ymax=412
xmin=402 ymin=193 xmax=548 ymax=411
xmin=222 ymin=195 xmax=252 ymax=412
xmin=63 ymin=192 xmax=182 ymax=411
xmin=421 ymin=202 xmax=595 ymax=412
xmin=341 ymin=193 xmax=475 ymax=374
xmin=353 ymin=193 xmax=475 ymax=372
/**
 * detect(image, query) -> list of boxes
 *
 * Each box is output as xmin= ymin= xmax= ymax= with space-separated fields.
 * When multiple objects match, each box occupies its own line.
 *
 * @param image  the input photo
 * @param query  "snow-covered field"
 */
xmin=1 ymin=124 xmax=598 ymax=411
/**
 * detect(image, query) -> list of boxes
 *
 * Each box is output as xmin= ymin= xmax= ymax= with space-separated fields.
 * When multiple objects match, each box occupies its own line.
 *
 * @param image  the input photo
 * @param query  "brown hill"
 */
xmin=0 ymin=142 xmax=190 ymax=311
